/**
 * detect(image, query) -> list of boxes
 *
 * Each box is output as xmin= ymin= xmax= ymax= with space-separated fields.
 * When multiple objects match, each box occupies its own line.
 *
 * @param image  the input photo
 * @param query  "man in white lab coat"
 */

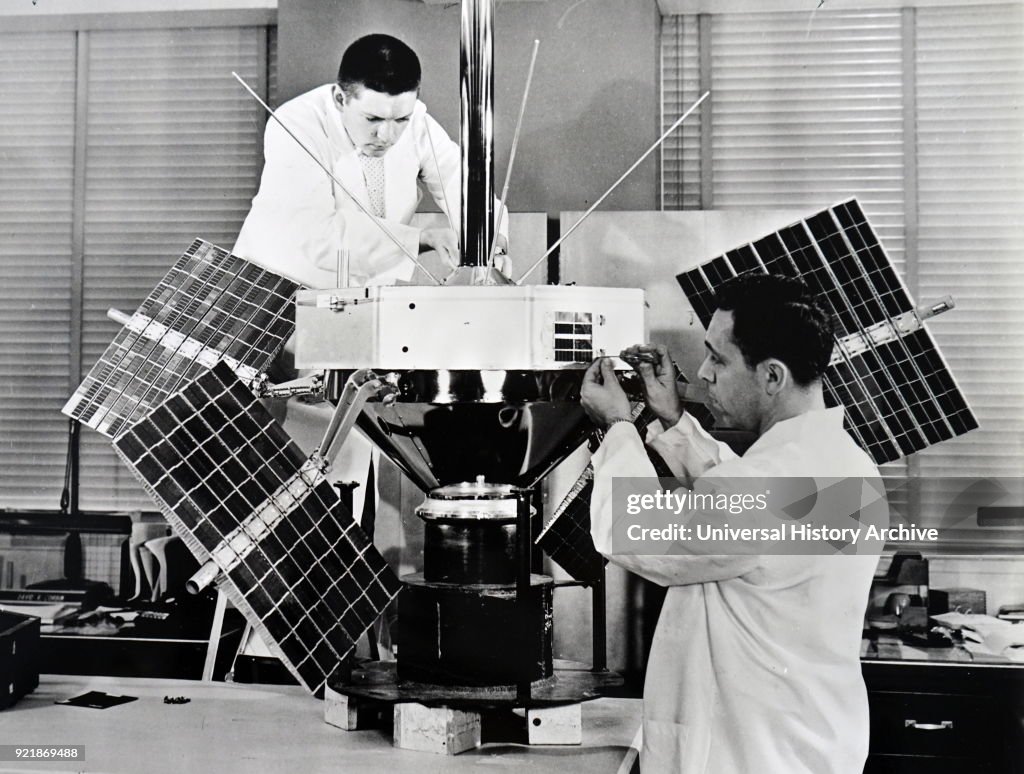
xmin=582 ymin=273 xmax=885 ymax=773
xmin=233 ymin=34 xmax=507 ymax=520
xmin=234 ymin=32 xmax=478 ymax=287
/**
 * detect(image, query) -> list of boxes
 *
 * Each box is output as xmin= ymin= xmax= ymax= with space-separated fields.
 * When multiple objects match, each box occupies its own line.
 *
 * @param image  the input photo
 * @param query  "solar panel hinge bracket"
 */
xmin=317 ymin=369 xmax=398 ymax=466
xmin=295 ymin=294 xmax=379 ymax=312
xmin=253 ymin=372 xmax=325 ymax=399
xmin=830 ymin=296 xmax=956 ymax=365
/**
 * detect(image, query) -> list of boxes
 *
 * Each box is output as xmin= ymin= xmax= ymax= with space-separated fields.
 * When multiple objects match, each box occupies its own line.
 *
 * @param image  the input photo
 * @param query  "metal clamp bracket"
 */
xmin=315 ymin=369 xmax=398 ymax=471
xmin=252 ymin=372 xmax=324 ymax=399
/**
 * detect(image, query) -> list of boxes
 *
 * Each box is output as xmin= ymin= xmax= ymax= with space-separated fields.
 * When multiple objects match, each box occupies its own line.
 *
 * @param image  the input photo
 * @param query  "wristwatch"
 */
xmin=606 ymin=418 xmax=633 ymax=430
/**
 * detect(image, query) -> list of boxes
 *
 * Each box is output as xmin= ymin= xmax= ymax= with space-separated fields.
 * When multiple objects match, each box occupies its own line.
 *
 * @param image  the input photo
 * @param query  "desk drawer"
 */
xmin=869 ymin=690 xmax=997 ymax=758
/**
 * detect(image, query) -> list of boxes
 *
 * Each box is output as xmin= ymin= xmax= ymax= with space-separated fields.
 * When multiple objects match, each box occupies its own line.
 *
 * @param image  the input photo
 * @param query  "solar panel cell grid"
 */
xmin=674 ymin=199 xmax=977 ymax=465
xmin=702 ymin=256 xmax=735 ymax=288
xmin=676 ymin=269 xmax=716 ymax=326
xmin=114 ymin=362 xmax=401 ymax=694
xmin=63 ymin=239 xmax=298 ymax=439
xmin=726 ymin=245 xmax=761 ymax=274
xmin=536 ymin=466 xmax=609 ymax=583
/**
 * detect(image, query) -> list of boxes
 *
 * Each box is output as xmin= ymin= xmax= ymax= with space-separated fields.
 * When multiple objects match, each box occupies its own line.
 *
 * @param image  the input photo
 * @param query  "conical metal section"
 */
xmin=350 ymin=369 xmax=593 ymax=491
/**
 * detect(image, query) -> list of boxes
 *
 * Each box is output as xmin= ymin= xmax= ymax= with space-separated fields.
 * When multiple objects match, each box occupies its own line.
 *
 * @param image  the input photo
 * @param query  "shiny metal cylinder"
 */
xmin=459 ymin=0 xmax=495 ymax=267
xmin=185 ymin=560 xmax=219 ymax=595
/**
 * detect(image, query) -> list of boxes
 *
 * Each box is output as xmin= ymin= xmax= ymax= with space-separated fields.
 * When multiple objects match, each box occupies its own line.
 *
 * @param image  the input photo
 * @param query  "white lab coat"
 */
xmin=234 ymin=84 xmax=464 ymax=288
xmin=591 ymin=408 xmax=884 ymax=774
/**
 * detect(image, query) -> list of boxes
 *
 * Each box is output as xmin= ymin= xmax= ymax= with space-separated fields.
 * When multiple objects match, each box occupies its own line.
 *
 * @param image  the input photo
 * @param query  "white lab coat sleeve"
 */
xmin=416 ymin=111 xmax=460 ymax=228
xmin=590 ymin=423 xmax=759 ymax=587
xmin=234 ymin=111 xmax=421 ymax=287
xmin=415 ymin=111 xmax=511 ymax=271
xmin=647 ymin=412 xmax=738 ymax=487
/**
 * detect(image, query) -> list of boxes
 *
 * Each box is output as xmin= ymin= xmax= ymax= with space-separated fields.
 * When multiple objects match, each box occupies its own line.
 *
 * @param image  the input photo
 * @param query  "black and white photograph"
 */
xmin=0 ymin=0 xmax=1022 ymax=772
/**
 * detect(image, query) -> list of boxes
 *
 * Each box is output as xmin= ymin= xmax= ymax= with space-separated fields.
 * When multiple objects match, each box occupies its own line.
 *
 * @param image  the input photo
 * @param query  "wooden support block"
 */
xmin=526 ymin=703 xmax=582 ymax=745
xmin=323 ymin=685 xmax=360 ymax=731
xmin=393 ymin=702 xmax=481 ymax=755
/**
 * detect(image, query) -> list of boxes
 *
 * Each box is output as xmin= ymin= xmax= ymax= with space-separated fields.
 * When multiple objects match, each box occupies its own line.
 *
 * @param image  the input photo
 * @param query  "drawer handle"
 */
xmin=905 ymin=720 xmax=953 ymax=731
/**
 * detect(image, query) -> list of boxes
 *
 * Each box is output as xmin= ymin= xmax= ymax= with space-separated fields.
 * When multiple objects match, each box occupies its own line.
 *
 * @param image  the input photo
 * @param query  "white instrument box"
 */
xmin=294 ymin=285 xmax=645 ymax=371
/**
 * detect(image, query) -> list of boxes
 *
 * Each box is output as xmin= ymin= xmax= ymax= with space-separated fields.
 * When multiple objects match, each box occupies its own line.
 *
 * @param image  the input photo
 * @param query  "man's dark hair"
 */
xmin=337 ymin=34 xmax=421 ymax=96
xmin=714 ymin=272 xmax=833 ymax=386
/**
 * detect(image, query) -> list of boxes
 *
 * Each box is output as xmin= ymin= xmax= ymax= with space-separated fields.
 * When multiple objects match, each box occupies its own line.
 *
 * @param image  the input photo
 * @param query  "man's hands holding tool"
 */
xmin=582 ymin=344 xmax=684 ymax=431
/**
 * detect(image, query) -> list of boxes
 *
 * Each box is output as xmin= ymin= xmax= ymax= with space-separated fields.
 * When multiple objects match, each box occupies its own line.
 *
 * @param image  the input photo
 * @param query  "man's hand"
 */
xmin=581 ymin=358 xmax=632 ymax=429
xmin=492 ymin=234 xmax=511 ymax=275
xmin=419 ymin=227 xmax=459 ymax=268
xmin=491 ymin=232 xmax=512 ymax=274
xmin=621 ymin=344 xmax=683 ymax=430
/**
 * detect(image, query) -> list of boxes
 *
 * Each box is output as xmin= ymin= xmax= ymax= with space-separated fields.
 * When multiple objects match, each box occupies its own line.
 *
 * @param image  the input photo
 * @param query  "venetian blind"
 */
xmin=0 ymin=32 xmax=77 ymax=509
xmin=659 ymin=4 xmax=1024 ymax=529
xmin=661 ymin=9 xmax=909 ymax=486
xmin=660 ymin=15 xmax=700 ymax=210
xmin=79 ymin=26 xmax=271 ymax=510
xmin=0 ymin=22 xmax=274 ymax=512
xmin=707 ymin=9 xmax=907 ymax=268
xmin=913 ymin=5 xmax=1024 ymax=485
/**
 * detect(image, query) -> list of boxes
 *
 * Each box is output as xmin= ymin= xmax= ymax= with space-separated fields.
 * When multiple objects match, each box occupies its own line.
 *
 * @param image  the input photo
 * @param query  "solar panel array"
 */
xmin=63 ymin=239 xmax=297 ymax=439
xmin=676 ymin=199 xmax=977 ymax=464
xmin=537 ymin=463 xmax=606 ymax=583
xmin=114 ymin=362 xmax=401 ymax=694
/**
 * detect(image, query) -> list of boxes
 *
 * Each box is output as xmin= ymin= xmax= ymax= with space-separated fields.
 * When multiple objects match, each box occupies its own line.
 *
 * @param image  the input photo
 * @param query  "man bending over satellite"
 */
xmin=581 ymin=273 xmax=885 ymax=773
xmin=235 ymin=32 xmax=506 ymax=287
xmin=233 ymin=33 xmax=508 ymax=520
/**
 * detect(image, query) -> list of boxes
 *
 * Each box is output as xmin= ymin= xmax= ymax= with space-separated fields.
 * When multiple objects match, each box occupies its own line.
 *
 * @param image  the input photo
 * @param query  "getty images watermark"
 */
xmin=609 ymin=477 xmax=1022 ymax=556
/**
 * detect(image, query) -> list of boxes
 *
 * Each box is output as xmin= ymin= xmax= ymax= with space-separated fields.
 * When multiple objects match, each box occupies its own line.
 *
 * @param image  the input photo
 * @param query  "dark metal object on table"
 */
xmin=0 ymin=612 xmax=39 ymax=710
xmin=333 ymin=659 xmax=621 ymax=709
xmin=325 ymin=359 xmax=627 ymax=695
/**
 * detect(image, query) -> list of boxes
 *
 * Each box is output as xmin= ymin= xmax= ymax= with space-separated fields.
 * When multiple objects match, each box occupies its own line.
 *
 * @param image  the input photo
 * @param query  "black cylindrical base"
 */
xmin=397 ymin=573 xmax=553 ymax=686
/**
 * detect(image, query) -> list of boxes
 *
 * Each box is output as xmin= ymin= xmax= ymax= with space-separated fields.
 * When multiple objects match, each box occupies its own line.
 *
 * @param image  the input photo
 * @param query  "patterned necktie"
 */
xmin=359 ymin=154 xmax=386 ymax=218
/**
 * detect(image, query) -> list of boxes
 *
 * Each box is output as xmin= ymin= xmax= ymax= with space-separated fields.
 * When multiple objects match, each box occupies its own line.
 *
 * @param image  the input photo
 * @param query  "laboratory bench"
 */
xmin=3 ymin=641 xmax=1019 ymax=773
xmin=0 ymin=674 xmax=642 ymax=774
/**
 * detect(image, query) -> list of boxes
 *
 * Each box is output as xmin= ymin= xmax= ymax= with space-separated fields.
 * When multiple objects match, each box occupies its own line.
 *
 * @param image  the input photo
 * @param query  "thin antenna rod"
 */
xmin=487 ymin=38 xmax=540 ymax=270
xmin=424 ymin=122 xmax=458 ymax=238
xmin=231 ymin=72 xmax=442 ymax=285
xmin=515 ymin=90 xmax=710 ymax=285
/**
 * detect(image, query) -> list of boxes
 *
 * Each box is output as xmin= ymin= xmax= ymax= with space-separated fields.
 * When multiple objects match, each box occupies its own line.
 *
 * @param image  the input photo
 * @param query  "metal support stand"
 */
xmin=515 ymin=487 xmax=533 ymax=703
xmin=60 ymin=419 xmax=81 ymax=517
xmin=591 ymin=566 xmax=607 ymax=672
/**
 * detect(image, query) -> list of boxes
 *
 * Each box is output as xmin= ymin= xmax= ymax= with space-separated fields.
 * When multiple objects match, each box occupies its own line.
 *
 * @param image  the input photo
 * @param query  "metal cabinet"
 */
xmin=863 ymin=661 xmax=1024 ymax=773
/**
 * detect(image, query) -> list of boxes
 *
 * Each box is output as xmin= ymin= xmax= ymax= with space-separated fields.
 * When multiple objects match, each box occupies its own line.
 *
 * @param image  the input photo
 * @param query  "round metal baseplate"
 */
xmin=329 ymin=659 xmax=622 ymax=710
